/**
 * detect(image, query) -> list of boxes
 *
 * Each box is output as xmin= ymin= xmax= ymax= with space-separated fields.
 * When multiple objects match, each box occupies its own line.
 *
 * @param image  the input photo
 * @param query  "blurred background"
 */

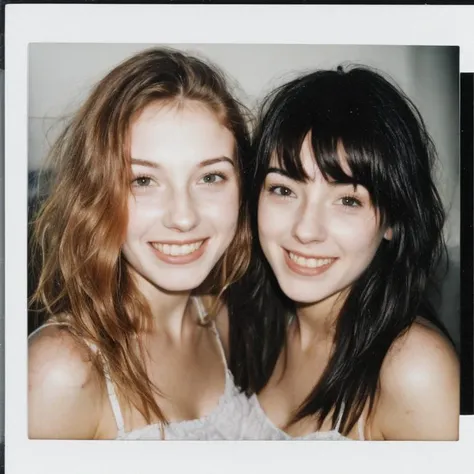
xmin=27 ymin=43 xmax=460 ymax=349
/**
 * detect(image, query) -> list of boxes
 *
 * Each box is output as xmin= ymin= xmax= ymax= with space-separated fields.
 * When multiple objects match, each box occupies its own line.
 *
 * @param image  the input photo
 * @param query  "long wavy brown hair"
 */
xmin=30 ymin=47 xmax=252 ymax=427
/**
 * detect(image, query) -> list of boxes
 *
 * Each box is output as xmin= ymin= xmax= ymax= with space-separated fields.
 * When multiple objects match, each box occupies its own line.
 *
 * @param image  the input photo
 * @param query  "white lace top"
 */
xmin=28 ymin=297 xmax=253 ymax=440
xmin=241 ymin=395 xmax=365 ymax=440
xmin=111 ymin=324 xmax=253 ymax=440
xmin=29 ymin=296 xmax=364 ymax=440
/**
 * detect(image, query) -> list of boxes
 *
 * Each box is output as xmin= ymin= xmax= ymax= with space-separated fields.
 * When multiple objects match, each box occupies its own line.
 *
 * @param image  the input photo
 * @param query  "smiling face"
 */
xmin=258 ymin=134 xmax=391 ymax=307
xmin=122 ymin=100 xmax=239 ymax=294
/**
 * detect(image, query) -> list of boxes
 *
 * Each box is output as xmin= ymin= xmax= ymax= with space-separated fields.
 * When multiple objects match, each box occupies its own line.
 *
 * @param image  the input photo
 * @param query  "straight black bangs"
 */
xmin=265 ymin=135 xmax=390 ymax=230
xmin=255 ymin=66 xmax=435 ymax=226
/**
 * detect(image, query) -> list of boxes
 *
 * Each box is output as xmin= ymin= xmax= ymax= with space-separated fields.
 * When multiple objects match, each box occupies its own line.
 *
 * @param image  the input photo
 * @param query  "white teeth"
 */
xmin=170 ymin=244 xmax=180 ymax=256
xmin=152 ymin=240 xmax=203 ymax=256
xmin=288 ymin=252 xmax=333 ymax=268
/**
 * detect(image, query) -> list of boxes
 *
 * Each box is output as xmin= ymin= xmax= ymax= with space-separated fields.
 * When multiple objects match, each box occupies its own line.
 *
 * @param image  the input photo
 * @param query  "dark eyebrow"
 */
xmin=266 ymin=167 xmax=292 ymax=178
xmin=267 ymin=167 xmax=359 ymax=189
xmin=131 ymin=156 xmax=234 ymax=169
xmin=326 ymin=179 xmax=359 ymax=189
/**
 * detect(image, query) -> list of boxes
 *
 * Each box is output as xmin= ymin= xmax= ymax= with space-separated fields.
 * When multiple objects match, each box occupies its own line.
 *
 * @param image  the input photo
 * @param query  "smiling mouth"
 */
xmin=283 ymin=249 xmax=337 ymax=276
xmin=287 ymin=251 xmax=335 ymax=269
xmin=150 ymin=240 xmax=204 ymax=257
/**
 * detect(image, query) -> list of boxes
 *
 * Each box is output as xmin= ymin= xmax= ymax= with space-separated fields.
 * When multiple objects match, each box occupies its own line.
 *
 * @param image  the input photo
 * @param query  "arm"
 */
xmin=374 ymin=322 xmax=459 ymax=441
xmin=28 ymin=326 xmax=104 ymax=439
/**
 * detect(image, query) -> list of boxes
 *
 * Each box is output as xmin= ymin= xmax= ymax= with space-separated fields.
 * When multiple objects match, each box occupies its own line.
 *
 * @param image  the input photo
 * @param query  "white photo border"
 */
xmin=5 ymin=4 xmax=474 ymax=474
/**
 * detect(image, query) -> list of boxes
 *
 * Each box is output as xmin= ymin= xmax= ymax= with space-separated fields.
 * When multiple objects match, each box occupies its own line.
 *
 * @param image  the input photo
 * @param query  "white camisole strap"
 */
xmin=28 ymin=320 xmax=68 ymax=339
xmin=334 ymin=401 xmax=345 ymax=432
xmin=191 ymin=295 xmax=208 ymax=324
xmin=358 ymin=416 xmax=365 ymax=440
xmin=46 ymin=330 xmax=127 ymax=436
xmin=98 ymin=356 xmax=126 ymax=437
xmin=191 ymin=296 xmax=228 ymax=369
xmin=81 ymin=339 xmax=126 ymax=437
xmin=334 ymin=401 xmax=365 ymax=440
xmin=210 ymin=322 xmax=229 ymax=370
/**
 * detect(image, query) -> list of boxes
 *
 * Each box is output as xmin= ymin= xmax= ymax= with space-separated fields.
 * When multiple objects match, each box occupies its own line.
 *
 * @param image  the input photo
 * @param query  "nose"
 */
xmin=162 ymin=189 xmax=200 ymax=233
xmin=292 ymin=198 xmax=327 ymax=244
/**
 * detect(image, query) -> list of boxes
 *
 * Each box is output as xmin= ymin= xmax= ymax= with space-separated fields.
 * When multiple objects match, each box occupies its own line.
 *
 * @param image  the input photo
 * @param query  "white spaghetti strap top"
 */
xmin=236 ymin=314 xmax=366 ymax=441
xmin=93 ymin=348 xmax=126 ymax=437
xmin=28 ymin=298 xmax=255 ymax=440
xmin=102 ymin=295 xmax=234 ymax=439
xmin=28 ymin=309 xmax=366 ymax=440
xmin=242 ymin=395 xmax=366 ymax=440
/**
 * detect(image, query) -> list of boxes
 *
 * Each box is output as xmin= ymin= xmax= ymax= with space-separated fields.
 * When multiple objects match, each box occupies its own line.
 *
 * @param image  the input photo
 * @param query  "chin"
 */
xmin=155 ymin=280 xmax=204 ymax=293
xmin=162 ymin=284 xmax=201 ymax=293
xmin=158 ymin=271 xmax=211 ymax=292
xmin=277 ymin=279 xmax=330 ymax=305
xmin=285 ymin=291 xmax=325 ymax=305
xmin=134 ymin=266 xmax=207 ymax=294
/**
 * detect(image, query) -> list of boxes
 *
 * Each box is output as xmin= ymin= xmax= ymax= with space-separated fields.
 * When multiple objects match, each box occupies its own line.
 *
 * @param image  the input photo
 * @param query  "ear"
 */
xmin=383 ymin=227 xmax=393 ymax=241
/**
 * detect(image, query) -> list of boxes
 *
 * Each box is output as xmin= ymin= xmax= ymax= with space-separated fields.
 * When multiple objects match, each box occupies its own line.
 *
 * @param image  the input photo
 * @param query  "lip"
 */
xmin=283 ymin=248 xmax=337 ymax=277
xmin=151 ymin=238 xmax=206 ymax=245
xmin=149 ymin=238 xmax=209 ymax=265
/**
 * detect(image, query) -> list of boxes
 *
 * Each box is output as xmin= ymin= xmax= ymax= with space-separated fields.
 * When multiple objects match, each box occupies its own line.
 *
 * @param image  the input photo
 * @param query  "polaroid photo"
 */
xmin=4 ymin=4 xmax=474 ymax=474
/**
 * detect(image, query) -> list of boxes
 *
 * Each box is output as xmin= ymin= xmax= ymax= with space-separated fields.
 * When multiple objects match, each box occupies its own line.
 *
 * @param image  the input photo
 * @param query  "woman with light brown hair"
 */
xmin=28 ymin=47 xmax=253 ymax=440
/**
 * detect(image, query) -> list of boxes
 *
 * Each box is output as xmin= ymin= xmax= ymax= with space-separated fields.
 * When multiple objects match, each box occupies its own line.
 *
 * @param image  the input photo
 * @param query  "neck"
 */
xmin=130 ymin=268 xmax=201 ymax=341
xmin=294 ymin=289 xmax=348 ymax=351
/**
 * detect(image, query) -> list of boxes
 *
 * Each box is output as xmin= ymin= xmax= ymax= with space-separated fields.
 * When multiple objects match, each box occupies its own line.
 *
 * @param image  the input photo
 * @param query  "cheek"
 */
xmin=125 ymin=197 xmax=161 ymax=239
xmin=258 ymin=197 xmax=283 ymax=244
xmin=202 ymin=183 xmax=240 ymax=231
xmin=331 ymin=214 xmax=382 ymax=256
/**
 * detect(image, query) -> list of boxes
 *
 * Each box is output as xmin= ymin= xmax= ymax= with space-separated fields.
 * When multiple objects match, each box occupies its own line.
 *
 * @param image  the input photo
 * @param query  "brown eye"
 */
xmin=269 ymin=185 xmax=295 ymax=198
xmin=340 ymin=196 xmax=362 ymax=207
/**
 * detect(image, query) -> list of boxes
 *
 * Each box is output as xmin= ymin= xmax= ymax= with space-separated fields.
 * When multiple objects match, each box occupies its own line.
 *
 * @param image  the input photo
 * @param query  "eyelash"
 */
xmin=131 ymin=175 xmax=154 ymax=187
xmin=339 ymin=194 xmax=363 ymax=207
xmin=199 ymin=172 xmax=228 ymax=186
xmin=267 ymin=185 xmax=295 ymax=198
xmin=267 ymin=184 xmax=363 ymax=208
xmin=131 ymin=172 xmax=228 ymax=188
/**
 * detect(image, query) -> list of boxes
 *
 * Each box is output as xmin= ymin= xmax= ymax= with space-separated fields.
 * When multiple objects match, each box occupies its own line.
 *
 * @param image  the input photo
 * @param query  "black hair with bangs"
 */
xmin=227 ymin=65 xmax=451 ymax=436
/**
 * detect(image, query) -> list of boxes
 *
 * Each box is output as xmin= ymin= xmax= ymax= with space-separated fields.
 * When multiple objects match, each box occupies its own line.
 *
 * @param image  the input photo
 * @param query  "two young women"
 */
xmin=28 ymin=48 xmax=459 ymax=441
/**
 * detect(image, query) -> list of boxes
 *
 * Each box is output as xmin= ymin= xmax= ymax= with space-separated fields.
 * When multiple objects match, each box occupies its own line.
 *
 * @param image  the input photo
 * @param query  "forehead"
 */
xmin=130 ymin=101 xmax=235 ymax=162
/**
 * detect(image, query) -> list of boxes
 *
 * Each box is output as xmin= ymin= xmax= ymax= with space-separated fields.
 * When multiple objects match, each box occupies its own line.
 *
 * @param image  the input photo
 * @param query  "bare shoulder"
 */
xmin=28 ymin=325 xmax=103 ymax=439
xmin=375 ymin=320 xmax=459 ymax=440
xmin=380 ymin=320 xmax=459 ymax=392
xmin=29 ymin=325 xmax=95 ymax=385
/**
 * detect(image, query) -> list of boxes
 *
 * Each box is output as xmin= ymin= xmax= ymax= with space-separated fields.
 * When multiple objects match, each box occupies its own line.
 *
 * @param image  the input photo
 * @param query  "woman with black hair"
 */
xmin=227 ymin=65 xmax=459 ymax=440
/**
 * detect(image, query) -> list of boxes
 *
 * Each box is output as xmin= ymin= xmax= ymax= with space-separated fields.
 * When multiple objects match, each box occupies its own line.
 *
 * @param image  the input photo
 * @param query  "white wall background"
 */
xmin=27 ymin=43 xmax=460 ymax=348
